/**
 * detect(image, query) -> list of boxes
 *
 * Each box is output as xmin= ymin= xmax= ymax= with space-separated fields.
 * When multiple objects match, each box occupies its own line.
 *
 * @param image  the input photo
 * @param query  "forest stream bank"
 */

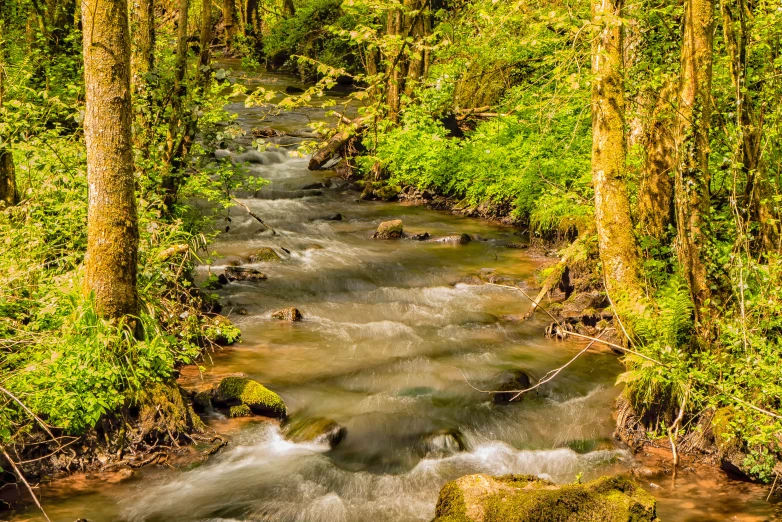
xmin=5 ymin=64 xmax=780 ymax=522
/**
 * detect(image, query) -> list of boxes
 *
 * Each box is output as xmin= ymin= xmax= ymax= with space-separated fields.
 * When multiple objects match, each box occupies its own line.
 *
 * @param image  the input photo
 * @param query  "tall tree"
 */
xmin=130 ymin=0 xmax=155 ymax=94
xmin=82 ymin=0 xmax=139 ymax=318
xmin=674 ymin=0 xmax=714 ymax=317
xmin=591 ymin=0 xmax=641 ymax=298
xmin=0 ymin=3 xmax=16 ymax=207
xmin=222 ymin=0 xmax=238 ymax=51
xmin=199 ymin=0 xmax=212 ymax=74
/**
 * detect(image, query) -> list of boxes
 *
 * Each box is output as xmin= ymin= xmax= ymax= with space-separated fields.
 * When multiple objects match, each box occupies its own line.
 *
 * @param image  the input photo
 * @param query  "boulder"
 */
xmin=492 ymin=370 xmax=532 ymax=404
xmin=271 ymin=307 xmax=303 ymax=321
xmin=284 ymin=417 xmax=347 ymax=448
xmin=252 ymin=127 xmax=280 ymax=138
xmin=432 ymin=474 xmax=658 ymax=522
xmin=420 ymin=429 xmax=466 ymax=457
xmin=213 ymin=377 xmax=286 ymax=419
xmin=224 ymin=266 xmax=268 ymax=282
xmin=560 ymin=291 xmax=609 ymax=323
xmin=373 ymin=220 xmax=404 ymax=240
xmin=435 ymin=234 xmax=472 ymax=245
xmin=249 ymin=247 xmax=282 ymax=263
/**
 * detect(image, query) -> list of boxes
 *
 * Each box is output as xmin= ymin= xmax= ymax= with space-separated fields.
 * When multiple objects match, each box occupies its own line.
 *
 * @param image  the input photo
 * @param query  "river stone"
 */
xmin=410 ymin=232 xmax=430 ymax=241
xmin=249 ymin=247 xmax=282 ymax=263
xmin=213 ymin=377 xmax=286 ymax=418
xmin=560 ymin=291 xmax=609 ymax=323
xmin=252 ymin=126 xmax=280 ymax=138
xmin=235 ymin=150 xmax=267 ymax=164
xmin=373 ymin=220 xmax=404 ymax=240
xmin=432 ymin=474 xmax=658 ymax=522
xmin=284 ymin=417 xmax=347 ymax=448
xmin=435 ymin=233 xmax=472 ymax=244
xmin=271 ymin=307 xmax=303 ymax=321
xmin=492 ymin=370 xmax=532 ymax=404
xmin=312 ymin=212 xmax=343 ymax=221
xmin=224 ymin=266 xmax=268 ymax=282
xmin=421 ymin=429 xmax=466 ymax=457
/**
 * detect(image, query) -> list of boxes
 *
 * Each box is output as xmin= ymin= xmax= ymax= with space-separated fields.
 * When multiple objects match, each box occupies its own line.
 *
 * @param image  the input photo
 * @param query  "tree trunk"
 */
xmin=385 ymin=8 xmax=403 ymax=123
xmin=722 ymin=0 xmax=777 ymax=250
xmin=675 ymin=0 xmax=714 ymax=317
xmin=0 ymin=11 xmax=17 ymax=207
xmin=591 ymin=0 xmax=641 ymax=298
xmin=163 ymin=0 xmax=190 ymax=205
xmin=222 ymin=0 xmax=238 ymax=51
xmin=81 ymin=0 xmax=139 ymax=318
xmin=199 ymin=0 xmax=212 ymax=74
xmin=130 ymin=0 xmax=155 ymax=94
xmin=282 ymin=0 xmax=295 ymax=17
xmin=637 ymin=82 xmax=677 ymax=239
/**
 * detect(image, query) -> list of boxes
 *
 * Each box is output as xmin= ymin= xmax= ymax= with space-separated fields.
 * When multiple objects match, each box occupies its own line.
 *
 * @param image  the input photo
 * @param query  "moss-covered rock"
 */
xmin=433 ymin=474 xmax=658 ymax=522
xmin=136 ymin=382 xmax=206 ymax=440
xmin=213 ymin=377 xmax=287 ymax=419
xmin=229 ymin=404 xmax=252 ymax=418
xmin=373 ymin=219 xmax=403 ymax=240
xmin=224 ymin=266 xmax=268 ymax=282
xmin=249 ymin=247 xmax=282 ymax=263
xmin=283 ymin=416 xmax=347 ymax=448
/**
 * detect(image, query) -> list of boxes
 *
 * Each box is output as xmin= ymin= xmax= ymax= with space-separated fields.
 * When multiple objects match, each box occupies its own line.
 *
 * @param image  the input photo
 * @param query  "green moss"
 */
xmin=203 ymin=315 xmax=241 ymax=346
xmin=433 ymin=474 xmax=657 ymax=522
xmin=216 ymin=377 xmax=286 ymax=418
xmin=250 ymin=247 xmax=282 ymax=263
xmin=229 ymin=404 xmax=252 ymax=417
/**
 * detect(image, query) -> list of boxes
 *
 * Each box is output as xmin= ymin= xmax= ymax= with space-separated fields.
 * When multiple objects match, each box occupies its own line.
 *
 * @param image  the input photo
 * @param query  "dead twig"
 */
xmin=1 ymin=448 xmax=52 ymax=522
xmin=231 ymin=198 xmax=277 ymax=235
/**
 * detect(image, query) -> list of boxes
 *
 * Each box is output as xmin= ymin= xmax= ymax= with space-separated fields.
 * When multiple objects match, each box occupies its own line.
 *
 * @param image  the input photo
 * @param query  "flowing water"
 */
xmin=8 ymin=63 xmax=780 ymax=522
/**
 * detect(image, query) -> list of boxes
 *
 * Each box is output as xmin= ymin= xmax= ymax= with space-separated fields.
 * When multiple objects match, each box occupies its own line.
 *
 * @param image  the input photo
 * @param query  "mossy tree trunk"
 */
xmin=722 ymin=0 xmax=778 ymax=251
xmin=163 ymin=0 xmax=190 ymax=206
xmin=590 ymin=0 xmax=641 ymax=299
xmin=81 ymin=0 xmax=140 ymax=319
xmin=637 ymin=82 xmax=677 ymax=239
xmin=130 ymin=0 xmax=155 ymax=152
xmin=199 ymin=0 xmax=213 ymax=79
xmin=222 ymin=0 xmax=238 ymax=51
xmin=384 ymin=7 xmax=403 ymax=123
xmin=282 ymin=0 xmax=295 ymax=17
xmin=0 ymin=7 xmax=17 ymax=207
xmin=675 ymin=0 xmax=714 ymax=319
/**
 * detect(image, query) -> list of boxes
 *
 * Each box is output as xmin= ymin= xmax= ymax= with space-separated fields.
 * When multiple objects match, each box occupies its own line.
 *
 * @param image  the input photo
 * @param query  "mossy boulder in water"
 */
xmin=373 ymin=219 xmax=403 ymax=239
xmin=249 ymin=247 xmax=282 ymax=263
xmin=492 ymin=370 xmax=532 ymax=404
xmin=283 ymin=417 xmax=347 ymax=448
xmin=213 ymin=377 xmax=287 ymax=419
xmin=271 ymin=307 xmax=303 ymax=321
xmin=433 ymin=474 xmax=658 ymax=522
xmin=224 ymin=266 xmax=268 ymax=282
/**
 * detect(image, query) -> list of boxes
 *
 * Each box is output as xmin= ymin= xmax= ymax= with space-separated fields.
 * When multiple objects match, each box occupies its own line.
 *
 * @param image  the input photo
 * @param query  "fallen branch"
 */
xmin=455 ymin=329 xmax=606 ymax=400
xmin=308 ymin=115 xmax=369 ymax=171
xmin=1 ymin=448 xmax=52 ymax=522
xmin=231 ymin=198 xmax=277 ymax=235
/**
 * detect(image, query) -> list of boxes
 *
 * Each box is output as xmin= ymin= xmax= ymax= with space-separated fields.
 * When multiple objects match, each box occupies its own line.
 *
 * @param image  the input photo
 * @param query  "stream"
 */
xmin=8 ymin=63 xmax=780 ymax=522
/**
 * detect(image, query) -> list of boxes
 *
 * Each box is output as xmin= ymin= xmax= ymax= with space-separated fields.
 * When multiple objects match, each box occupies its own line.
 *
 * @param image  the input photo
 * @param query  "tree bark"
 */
xmin=222 ymin=0 xmax=238 ymax=51
xmin=0 ymin=10 xmax=17 ymax=207
xmin=282 ymin=0 xmax=295 ymax=17
xmin=675 ymin=0 xmax=714 ymax=316
xmin=163 ymin=0 xmax=190 ymax=205
xmin=637 ymin=82 xmax=677 ymax=239
xmin=130 ymin=0 xmax=155 ymax=94
xmin=81 ymin=0 xmax=140 ymax=318
xmin=385 ymin=8 xmax=403 ymax=123
xmin=591 ymin=0 xmax=641 ymax=298
xmin=199 ymin=0 xmax=212 ymax=74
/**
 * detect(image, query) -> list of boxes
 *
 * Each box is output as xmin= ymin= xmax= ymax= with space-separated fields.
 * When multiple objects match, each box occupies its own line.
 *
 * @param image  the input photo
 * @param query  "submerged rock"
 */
xmin=252 ymin=126 xmax=281 ymax=138
xmin=421 ymin=429 xmax=466 ymax=457
xmin=410 ymin=232 xmax=430 ymax=241
xmin=271 ymin=307 xmax=303 ymax=321
xmin=249 ymin=247 xmax=282 ymax=263
xmin=285 ymin=85 xmax=305 ymax=94
xmin=432 ymin=474 xmax=658 ymax=522
xmin=312 ymin=212 xmax=343 ymax=221
xmin=435 ymin=234 xmax=472 ymax=245
xmin=213 ymin=377 xmax=287 ymax=419
xmin=224 ymin=266 xmax=268 ymax=282
xmin=373 ymin=219 xmax=404 ymax=240
xmin=284 ymin=417 xmax=347 ymax=448
xmin=492 ymin=370 xmax=532 ymax=404
xmin=505 ymin=242 xmax=528 ymax=249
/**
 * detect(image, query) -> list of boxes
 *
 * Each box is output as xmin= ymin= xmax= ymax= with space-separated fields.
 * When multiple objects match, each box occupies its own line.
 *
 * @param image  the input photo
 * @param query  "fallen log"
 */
xmin=523 ymin=236 xmax=586 ymax=319
xmin=308 ymin=115 xmax=369 ymax=171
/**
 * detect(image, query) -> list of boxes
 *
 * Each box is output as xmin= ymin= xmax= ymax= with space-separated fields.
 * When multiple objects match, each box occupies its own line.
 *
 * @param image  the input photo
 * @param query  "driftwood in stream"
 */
xmin=308 ymin=115 xmax=369 ymax=171
xmin=523 ymin=237 xmax=585 ymax=319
